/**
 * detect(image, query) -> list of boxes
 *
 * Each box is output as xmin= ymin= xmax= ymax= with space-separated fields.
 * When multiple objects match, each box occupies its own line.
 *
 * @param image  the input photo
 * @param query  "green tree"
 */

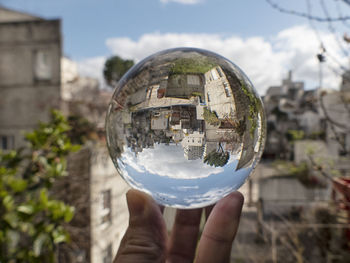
xmin=67 ymin=115 xmax=97 ymax=145
xmin=103 ymin=55 xmax=134 ymax=87
xmin=0 ymin=110 xmax=80 ymax=262
xmin=204 ymin=144 xmax=230 ymax=167
xmin=203 ymin=107 xmax=220 ymax=126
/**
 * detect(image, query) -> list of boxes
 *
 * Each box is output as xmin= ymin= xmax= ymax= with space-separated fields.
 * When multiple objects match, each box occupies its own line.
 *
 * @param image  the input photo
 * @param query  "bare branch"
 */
xmin=265 ymin=0 xmax=350 ymax=21
xmin=318 ymin=92 xmax=349 ymax=154
xmin=320 ymin=0 xmax=349 ymax=57
xmin=319 ymin=91 xmax=349 ymax=130
xmin=305 ymin=0 xmax=349 ymax=72
xmin=307 ymin=154 xmax=334 ymax=180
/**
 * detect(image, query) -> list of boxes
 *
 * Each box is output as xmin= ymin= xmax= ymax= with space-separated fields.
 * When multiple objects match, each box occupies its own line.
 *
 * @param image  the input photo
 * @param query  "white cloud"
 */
xmin=183 ymin=186 xmax=235 ymax=207
xmin=78 ymin=25 xmax=347 ymax=94
xmin=121 ymin=144 xmax=224 ymax=179
xmin=160 ymin=0 xmax=202 ymax=4
xmin=77 ymin=56 xmax=107 ymax=87
xmin=172 ymin=185 xmax=199 ymax=191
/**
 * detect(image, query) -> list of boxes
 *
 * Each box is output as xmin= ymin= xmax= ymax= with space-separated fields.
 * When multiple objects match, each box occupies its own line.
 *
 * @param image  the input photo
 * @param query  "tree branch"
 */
xmin=265 ymin=0 xmax=350 ymax=22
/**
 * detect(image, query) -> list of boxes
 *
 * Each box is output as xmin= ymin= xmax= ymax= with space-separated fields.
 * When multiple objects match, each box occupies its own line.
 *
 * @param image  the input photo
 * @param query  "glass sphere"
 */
xmin=106 ymin=47 xmax=266 ymax=208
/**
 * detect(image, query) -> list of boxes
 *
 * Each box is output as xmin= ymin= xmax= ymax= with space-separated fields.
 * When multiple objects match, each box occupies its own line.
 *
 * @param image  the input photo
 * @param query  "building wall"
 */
xmin=204 ymin=67 xmax=236 ymax=119
xmin=294 ymin=140 xmax=331 ymax=164
xmin=0 ymin=19 xmax=61 ymax=149
xmin=298 ymin=110 xmax=321 ymax=134
xmin=57 ymin=144 xmax=130 ymax=263
xmin=322 ymin=91 xmax=350 ymax=156
xmin=259 ymin=176 xmax=331 ymax=217
xmin=89 ymin=145 xmax=129 ymax=263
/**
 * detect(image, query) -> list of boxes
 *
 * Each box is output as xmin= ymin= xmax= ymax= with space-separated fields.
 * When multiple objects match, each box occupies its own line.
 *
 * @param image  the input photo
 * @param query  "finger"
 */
xmin=114 ymin=190 xmax=167 ymax=263
xmin=167 ymin=208 xmax=203 ymax=263
xmin=195 ymin=192 xmax=244 ymax=263
xmin=205 ymin=205 xmax=214 ymax=220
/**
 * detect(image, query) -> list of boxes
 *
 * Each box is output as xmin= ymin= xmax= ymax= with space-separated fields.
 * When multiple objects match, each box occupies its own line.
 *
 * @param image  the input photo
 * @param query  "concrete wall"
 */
xmin=259 ymin=176 xmax=331 ymax=217
xmin=55 ymin=145 xmax=129 ymax=263
xmin=294 ymin=140 xmax=331 ymax=164
xmin=89 ymin=145 xmax=129 ymax=263
xmin=0 ymin=19 xmax=61 ymax=149
xmin=298 ymin=111 xmax=321 ymax=134
xmin=204 ymin=67 xmax=235 ymax=119
xmin=322 ymin=91 xmax=350 ymax=156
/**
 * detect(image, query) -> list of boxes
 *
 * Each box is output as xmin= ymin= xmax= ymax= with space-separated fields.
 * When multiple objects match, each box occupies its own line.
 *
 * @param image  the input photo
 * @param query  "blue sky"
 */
xmin=1 ymin=0 xmax=349 ymax=93
xmin=1 ymin=0 xmax=306 ymax=58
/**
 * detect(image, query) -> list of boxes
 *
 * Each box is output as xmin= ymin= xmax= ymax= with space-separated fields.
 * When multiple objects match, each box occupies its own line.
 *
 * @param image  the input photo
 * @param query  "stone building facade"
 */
xmin=54 ymin=144 xmax=129 ymax=263
xmin=0 ymin=7 xmax=61 ymax=150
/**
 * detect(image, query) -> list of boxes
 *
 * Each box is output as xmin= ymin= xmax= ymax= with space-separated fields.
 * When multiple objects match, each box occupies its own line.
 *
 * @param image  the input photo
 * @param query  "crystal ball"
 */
xmin=106 ymin=47 xmax=266 ymax=208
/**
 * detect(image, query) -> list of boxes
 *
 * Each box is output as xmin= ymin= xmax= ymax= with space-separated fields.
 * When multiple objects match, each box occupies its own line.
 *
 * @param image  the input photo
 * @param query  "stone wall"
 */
xmin=89 ymin=144 xmax=129 ymax=263
xmin=0 ymin=18 xmax=61 ymax=149
xmin=53 ymin=144 xmax=130 ymax=263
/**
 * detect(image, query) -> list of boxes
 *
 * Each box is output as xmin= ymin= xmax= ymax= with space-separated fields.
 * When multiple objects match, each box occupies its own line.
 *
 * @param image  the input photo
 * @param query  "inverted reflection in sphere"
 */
xmin=106 ymin=48 xmax=266 ymax=208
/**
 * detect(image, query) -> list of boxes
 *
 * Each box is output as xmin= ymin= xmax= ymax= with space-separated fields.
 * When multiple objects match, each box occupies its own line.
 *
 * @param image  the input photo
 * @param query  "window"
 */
xmin=33 ymin=50 xmax=52 ymax=81
xmin=224 ymin=83 xmax=231 ymax=97
xmin=216 ymin=67 xmax=224 ymax=78
xmin=1 ymin=135 xmax=14 ymax=150
xmin=102 ymin=244 xmax=113 ymax=263
xmin=100 ymin=190 xmax=112 ymax=225
xmin=207 ymin=92 xmax=210 ymax=102
xmin=73 ymin=250 xmax=86 ymax=263
xmin=224 ymin=87 xmax=231 ymax=97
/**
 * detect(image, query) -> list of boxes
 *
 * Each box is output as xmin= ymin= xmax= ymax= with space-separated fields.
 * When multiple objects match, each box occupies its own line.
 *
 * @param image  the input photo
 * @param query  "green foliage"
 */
xmin=170 ymin=58 xmax=216 ymax=75
xmin=204 ymin=150 xmax=230 ymax=167
xmin=241 ymin=82 xmax=260 ymax=137
xmin=103 ymin=55 xmax=134 ymax=87
xmin=0 ymin=110 xmax=79 ymax=262
xmin=287 ymin=130 xmax=305 ymax=142
xmin=235 ymin=118 xmax=246 ymax=137
xmin=67 ymin=115 xmax=97 ymax=144
xmin=191 ymin=92 xmax=204 ymax=98
xmin=308 ymin=131 xmax=326 ymax=140
xmin=203 ymin=107 xmax=220 ymax=126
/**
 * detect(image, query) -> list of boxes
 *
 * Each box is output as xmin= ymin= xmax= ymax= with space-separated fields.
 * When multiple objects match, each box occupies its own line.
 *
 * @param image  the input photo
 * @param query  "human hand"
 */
xmin=114 ymin=189 xmax=244 ymax=263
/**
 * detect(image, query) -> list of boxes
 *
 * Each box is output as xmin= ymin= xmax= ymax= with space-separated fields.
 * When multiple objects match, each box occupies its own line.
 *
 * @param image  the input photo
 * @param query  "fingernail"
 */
xmin=126 ymin=189 xmax=146 ymax=217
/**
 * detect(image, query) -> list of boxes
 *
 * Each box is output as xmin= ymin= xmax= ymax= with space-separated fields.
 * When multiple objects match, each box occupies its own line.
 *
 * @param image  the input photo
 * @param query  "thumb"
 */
xmin=114 ymin=190 xmax=167 ymax=263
